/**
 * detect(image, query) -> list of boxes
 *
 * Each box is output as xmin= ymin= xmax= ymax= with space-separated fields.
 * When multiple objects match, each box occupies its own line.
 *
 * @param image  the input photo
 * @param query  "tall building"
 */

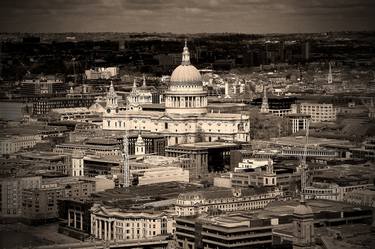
xmin=299 ymin=102 xmax=337 ymax=123
xmin=102 ymin=41 xmax=250 ymax=145
xmin=0 ymin=176 xmax=41 ymax=218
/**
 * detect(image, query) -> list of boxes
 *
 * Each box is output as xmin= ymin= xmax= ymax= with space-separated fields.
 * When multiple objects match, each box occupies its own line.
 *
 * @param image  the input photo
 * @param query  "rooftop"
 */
xmin=167 ymin=141 xmax=239 ymax=150
xmin=253 ymin=199 xmax=372 ymax=219
xmin=91 ymin=181 xmax=202 ymax=208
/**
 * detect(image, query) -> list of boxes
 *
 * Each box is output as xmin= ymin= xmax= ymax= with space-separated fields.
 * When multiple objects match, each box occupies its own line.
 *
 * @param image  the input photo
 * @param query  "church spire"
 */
xmin=109 ymin=81 xmax=115 ymax=93
xmin=106 ymin=81 xmax=118 ymax=108
xmin=182 ymin=39 xmax=190 ymax=66
xmin=133 ymin=78 xmax=137 ymax=89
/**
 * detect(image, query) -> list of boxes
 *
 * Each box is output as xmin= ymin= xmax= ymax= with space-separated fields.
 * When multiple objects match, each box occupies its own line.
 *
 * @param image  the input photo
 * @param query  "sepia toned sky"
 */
xmin=0 ymin=0 xmax=374 ymax=33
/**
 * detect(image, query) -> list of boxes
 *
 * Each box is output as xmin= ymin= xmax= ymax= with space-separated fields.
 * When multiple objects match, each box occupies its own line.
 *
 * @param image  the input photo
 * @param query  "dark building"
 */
xmin=83 ymin=157 xmax=120 ymax=177
xmin=19 ymin=74 xmax=67 ymax=96
xmin=230 ymin=149 xmax=253 ymax=171
xmin=32 ymin=96 xmax=96 ymax=115
xmin=57 ymin=198 xmax=94 ymax=240
xmin=86 ymin=133 xmax=167 ymax=156
xmin=166 ymin=142 xmax=242 ymax=179
xmin=251 ymin=96 xmax=297 ymax=110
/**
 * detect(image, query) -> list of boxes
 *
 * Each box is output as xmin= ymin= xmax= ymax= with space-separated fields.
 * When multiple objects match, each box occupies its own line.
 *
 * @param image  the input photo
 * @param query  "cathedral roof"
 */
xmin=171 ymin=65 xmax=202 ymax=84
xmin=170 ymin=40 xmax=202 ymax=86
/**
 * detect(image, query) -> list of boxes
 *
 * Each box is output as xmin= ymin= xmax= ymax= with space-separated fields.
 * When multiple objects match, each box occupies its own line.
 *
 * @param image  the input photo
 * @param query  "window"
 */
xmin=165 ymin=122 xmax=168 ymax=129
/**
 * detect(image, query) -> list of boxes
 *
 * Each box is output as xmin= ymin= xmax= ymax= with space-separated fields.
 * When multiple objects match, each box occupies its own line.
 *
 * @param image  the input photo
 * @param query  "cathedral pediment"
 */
xmin=92 ymin=205 xmax=111 ymax=217
xmin=159 ymin=113 xmax=174 ymax=121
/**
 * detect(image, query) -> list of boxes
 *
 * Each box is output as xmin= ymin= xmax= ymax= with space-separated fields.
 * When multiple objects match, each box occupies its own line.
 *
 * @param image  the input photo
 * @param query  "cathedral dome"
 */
xmin=170 ymin=64 xmax=202 ymax=84
xmin=170 ymin=40 xmax=202 ymax=86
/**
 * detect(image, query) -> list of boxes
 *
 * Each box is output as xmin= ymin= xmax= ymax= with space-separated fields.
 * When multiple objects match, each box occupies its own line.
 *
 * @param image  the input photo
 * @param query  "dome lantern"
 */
xmin=182 ymin=39 xmax=190 ymax=65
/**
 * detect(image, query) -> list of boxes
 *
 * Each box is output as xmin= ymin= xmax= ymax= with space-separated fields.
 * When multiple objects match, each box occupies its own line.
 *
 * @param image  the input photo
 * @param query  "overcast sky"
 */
xmin=0 ymin=0 xmax=374 ymax=33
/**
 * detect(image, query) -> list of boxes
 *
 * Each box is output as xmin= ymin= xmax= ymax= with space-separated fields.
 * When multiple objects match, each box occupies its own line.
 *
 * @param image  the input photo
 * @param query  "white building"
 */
xmin=71 ymin=151 xmax=84 ymax=177
xmin=85 ymin=67 xmax=119 ymax=80
xmin=49 ymin=107 xmax=101 ymax=122
xmin=132 ymin=166 xmax=189 ymax=185
xmin=232 ymin=160 xmax=277 ymax=188
xmin=299 ymin=103 xmax=337 ymax=123
xmin=102 ymin=41 xmax=250 ymax=145
xmin=0 ymin=134 xmax=42 ymax=155
xmin=90 ymin=204 xmax=175 ymax=241
xmin=304 ymin=182 xmax=372 ymax=202
xmin=175 ymin=187 xmax=282 ymax=216
xmin=286 ymin=113 xmax=311 ymax=134
xmin=235 ymin=158 xmax=271 ymax=172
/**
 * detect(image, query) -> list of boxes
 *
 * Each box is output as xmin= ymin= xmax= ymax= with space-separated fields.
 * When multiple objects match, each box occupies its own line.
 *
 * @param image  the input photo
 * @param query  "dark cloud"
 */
xmin=0 ymin=0 xmax=374 ymax=33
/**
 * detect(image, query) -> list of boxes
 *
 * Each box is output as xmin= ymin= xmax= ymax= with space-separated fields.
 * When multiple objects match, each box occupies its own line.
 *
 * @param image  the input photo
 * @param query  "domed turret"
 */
xmin=106 ymin=81 xmax=118 ymax=109
xmin=293 ymin=198 xmax=315 ymax=249
xmin=294 ymin=202 xmax=313 ymax=216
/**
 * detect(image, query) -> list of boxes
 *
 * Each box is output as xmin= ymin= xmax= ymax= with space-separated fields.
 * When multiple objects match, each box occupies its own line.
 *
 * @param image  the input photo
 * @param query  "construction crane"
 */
xmin=122 ymin=100 xmax=130 ymax=188
xmin=300 ymin=118 xmax=310 ymax=200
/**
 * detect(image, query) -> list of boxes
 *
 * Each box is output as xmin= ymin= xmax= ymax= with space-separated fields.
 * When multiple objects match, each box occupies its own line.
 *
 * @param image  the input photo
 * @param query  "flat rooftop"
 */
xmin=317 ymin=224 xmax=375 ymax=249
xmin=18 ymin=151 xmax=66 ymax=160
xmin=92 ymin=181 xmax=203 ymax=208
xmin=253 ymin=199 xmax=372 ymax=220
xmin=167 ymin=141 xmax=239 ymax=150
xmin=268 ymin=136 xmax=353 ymax=147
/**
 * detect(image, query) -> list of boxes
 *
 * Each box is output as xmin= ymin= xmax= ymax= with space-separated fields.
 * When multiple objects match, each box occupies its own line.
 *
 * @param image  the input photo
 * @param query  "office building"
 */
xmin=299 ymin=102 xmax=337 ymax=123
xmin=0 ymin=176 xmax=41 ymax=218
xmin=175 ymin=213 xmax=273 ymax=249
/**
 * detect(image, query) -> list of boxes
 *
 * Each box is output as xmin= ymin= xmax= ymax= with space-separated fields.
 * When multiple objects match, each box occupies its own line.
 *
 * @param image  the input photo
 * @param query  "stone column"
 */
xmin=74 ymin=211 xmax=77 ymax=229
xmin=108 ymin=221 xmax=112 ymax=241
xmin=80 ymin=212 xmax=83 ymax=230
xmin=95 ymin=220 xmax=98 ymax=237
xmin=104 ymin=221 xmax=108 ymax=240
xmin=99 ymin=219 xmax=102 ymax=239
xmin=68 ymin=211 xmax=71 ymax=227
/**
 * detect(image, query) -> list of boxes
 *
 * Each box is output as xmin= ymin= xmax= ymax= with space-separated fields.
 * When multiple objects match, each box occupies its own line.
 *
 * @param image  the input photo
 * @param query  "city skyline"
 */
xmin=1 ymin=0 xmax=375 ymax=33
xmin=0 ymin=2 xmax=375 ymax=249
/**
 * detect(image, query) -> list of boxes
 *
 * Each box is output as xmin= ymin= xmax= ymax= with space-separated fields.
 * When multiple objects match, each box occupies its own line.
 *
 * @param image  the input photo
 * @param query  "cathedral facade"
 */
xmin=102 ymin=41 xmax=250 ymax=146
